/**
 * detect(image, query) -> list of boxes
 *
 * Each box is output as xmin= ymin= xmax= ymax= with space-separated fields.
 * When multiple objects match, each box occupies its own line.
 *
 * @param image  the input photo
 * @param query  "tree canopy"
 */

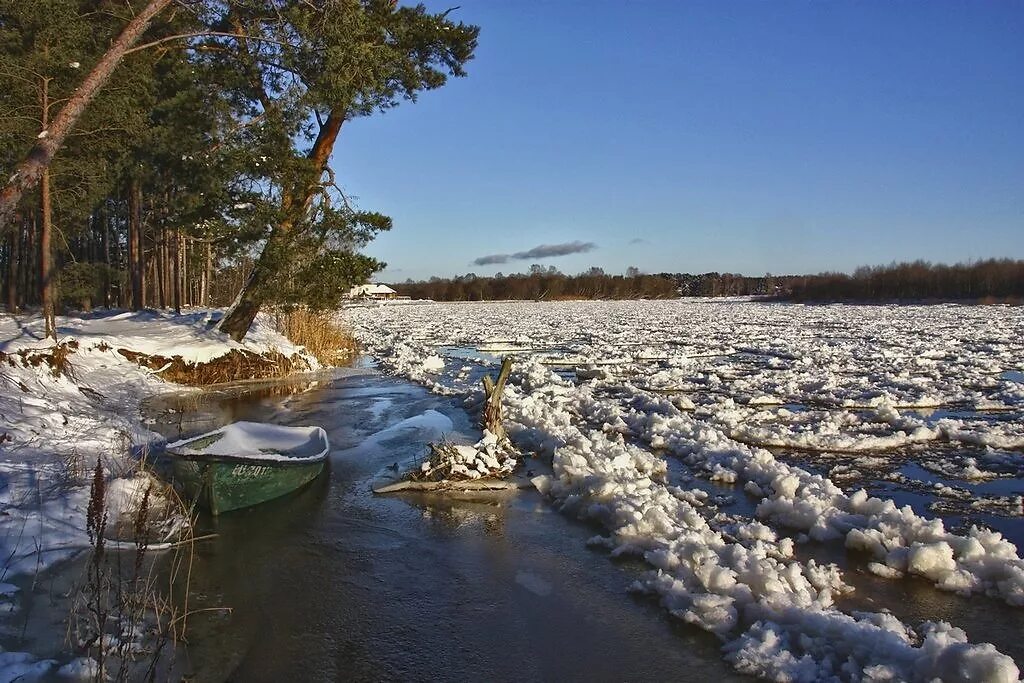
xmin=0 ymin=1 xmax=478 ymax=337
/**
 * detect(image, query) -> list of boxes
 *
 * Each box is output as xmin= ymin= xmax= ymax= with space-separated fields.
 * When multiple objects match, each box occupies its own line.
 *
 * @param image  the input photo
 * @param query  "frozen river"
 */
xmin=345 ymin=299 xmax=1024 ymax=681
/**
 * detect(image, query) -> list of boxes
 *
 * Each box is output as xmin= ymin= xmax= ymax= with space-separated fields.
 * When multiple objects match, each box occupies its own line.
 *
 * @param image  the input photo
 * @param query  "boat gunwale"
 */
xmin=165 ymin=424 xmax=330 ymax=468
xmin=165 ymin=450 xmax=328 ymax=468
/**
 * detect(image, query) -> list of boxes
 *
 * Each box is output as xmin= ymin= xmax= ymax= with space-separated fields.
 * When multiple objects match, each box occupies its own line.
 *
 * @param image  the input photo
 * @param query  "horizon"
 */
xmin=372 ymin=255 xmax=1024 ymax=284
xmin=332 ymin=1 xmax=1023 ymax=282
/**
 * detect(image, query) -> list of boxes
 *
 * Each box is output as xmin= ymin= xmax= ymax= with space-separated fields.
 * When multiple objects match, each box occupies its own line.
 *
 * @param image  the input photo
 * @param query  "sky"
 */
xmin=331 ymin=1 xmax=1024 ymax=282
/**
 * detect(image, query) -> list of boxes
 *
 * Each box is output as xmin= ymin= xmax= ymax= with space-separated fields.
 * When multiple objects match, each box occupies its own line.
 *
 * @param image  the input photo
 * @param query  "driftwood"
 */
xmin=373 ymin=357 xmax=519 ymax=496
xmin=481 ymin=356 xmax=513 ymax=439
xmin=373 ymin=479 xmax=522 ymax=494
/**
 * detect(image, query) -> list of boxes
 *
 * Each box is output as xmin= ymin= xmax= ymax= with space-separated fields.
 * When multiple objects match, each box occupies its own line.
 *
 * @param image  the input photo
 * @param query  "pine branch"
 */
xmin=123 ymin=31 xmax=305 ymax=56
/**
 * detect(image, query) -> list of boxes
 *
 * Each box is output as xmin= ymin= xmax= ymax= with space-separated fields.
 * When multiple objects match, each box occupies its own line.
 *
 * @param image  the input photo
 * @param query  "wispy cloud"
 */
xmin=472 ymin=240 xmax=597 ymax=266
xmin=472 ymin=254 xmax=511 ymax=266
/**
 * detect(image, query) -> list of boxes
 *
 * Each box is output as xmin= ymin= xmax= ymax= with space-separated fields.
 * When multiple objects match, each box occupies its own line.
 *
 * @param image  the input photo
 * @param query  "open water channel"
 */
xmin=143 ymin=365 xmax=745 ymax=682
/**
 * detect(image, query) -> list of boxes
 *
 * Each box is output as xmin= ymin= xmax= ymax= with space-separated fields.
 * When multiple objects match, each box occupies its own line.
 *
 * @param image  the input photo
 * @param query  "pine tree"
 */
xmin=1 ymin=1 xmax=477 ymax=327
xmin=214 ymin=0 xmax=479 ymax=340
xmin=0 ymin=0 xmax=174 ymax=237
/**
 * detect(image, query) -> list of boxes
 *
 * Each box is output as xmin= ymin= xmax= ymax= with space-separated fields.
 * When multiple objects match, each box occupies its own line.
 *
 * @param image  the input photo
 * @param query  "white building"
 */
xmin=347 ymin=283 xmax=398 ymax=300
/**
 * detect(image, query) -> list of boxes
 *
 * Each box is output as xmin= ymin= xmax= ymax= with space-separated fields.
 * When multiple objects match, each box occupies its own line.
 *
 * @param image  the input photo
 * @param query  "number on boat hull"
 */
xmin=231 ymin=464 xmax=272 ymax=478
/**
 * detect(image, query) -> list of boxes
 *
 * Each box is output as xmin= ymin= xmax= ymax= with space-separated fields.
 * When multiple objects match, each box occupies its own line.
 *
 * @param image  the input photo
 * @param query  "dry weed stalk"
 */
xmin=70 ymin=460 xmax=209 ymax=682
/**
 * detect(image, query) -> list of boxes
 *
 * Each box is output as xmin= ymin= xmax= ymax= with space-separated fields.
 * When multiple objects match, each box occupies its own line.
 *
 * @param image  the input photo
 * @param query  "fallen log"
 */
xmin=373 ymin=479 xmax=523 ymax=494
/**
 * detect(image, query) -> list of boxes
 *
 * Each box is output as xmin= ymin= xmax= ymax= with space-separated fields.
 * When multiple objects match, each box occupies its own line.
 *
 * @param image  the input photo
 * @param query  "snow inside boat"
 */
xmin=166 ymin=421 xmax=329 ymax=515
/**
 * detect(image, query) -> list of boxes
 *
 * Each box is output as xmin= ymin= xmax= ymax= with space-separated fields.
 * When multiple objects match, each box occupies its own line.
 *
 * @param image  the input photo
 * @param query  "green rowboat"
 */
xmin=167 ymin=421 xmax=329 ymax=515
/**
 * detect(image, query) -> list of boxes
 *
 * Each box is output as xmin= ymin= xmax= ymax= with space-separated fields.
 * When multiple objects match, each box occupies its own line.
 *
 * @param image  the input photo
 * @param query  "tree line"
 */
xmin=396 ymin=266 xmax=679 ymax=301
xmin=394 ymin=260 xmax=1024 ymax=303
xmin=784 ymin=259 xmax=1024 ymax=303
xmin=657 ymin=272 xmax=798 ymax=297
xmin=0 ymin=0 xmax=478 ymax=340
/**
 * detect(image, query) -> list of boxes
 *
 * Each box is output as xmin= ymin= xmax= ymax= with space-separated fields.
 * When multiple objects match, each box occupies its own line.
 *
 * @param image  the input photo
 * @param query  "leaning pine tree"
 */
xmin=214 ymin=1 xmax=478 ymax=341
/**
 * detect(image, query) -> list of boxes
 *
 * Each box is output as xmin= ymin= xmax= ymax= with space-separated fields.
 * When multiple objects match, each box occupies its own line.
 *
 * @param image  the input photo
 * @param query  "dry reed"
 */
xmin=270 ymin=308 xmax=358 ymax=367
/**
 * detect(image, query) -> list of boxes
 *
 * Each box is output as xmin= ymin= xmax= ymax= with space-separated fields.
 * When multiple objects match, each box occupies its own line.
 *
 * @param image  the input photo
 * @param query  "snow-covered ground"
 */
xmin=0 ymin=309 xmax=313 ymax=679
xmin=346 ymin=299 xmax=1024 ymax=682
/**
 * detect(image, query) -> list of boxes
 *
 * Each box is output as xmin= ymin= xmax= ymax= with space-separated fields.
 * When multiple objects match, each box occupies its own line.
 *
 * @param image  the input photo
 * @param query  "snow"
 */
xmin=0 ymin=650 xmax=56 ymax=682
xmin=416 ymin=429 xmax=518 ymax=481
xmin=0 ymin=309 xmax=317 ymax=666
xmin=167 ymin=421 xmax=329 ymax=462
xmin=1 ymin=309 xmax=312 ymax=573
xmin=0 ymin=308 xmax=310 ymax=365
xmin=346 ymin=299 xmax=1024 ymax=681
xmin=56 ymin=657 xmax=99 ymax=679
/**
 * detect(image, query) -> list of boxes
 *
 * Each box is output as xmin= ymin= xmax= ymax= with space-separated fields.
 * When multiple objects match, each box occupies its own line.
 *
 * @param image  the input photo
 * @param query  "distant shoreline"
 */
xmin=391 ymin=259 xmax=1024 ymax=305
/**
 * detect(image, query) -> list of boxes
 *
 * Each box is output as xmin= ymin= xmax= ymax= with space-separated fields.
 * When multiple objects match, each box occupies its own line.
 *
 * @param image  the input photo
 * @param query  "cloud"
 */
xmin=472 ymin=240 xmax=596 ymax=266
xmin=472 ymin=253 xmax=511 ymax=265
xmin=628 ymin=237 xmax=647 ymax=244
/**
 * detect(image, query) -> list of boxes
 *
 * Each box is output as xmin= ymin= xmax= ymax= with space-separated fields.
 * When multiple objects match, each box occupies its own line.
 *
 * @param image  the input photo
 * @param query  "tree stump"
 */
xmin=481 ymin=356 xmax=513 ymax=439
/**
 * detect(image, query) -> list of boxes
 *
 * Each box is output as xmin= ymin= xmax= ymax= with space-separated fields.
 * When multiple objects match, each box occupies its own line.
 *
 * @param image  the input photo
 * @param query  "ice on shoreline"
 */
xmin=347 ymin=299 xmax=1023 ymax=681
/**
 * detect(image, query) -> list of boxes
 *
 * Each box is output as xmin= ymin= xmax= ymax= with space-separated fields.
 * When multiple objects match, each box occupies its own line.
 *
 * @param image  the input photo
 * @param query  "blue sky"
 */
xmin=332 ymin=1 xmax=1024 ymax=282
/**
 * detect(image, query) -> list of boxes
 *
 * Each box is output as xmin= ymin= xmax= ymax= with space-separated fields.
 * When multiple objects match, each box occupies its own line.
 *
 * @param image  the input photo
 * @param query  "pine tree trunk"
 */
xmin=0 ymin=0 xmax=173 ymax=237
xmin=127 ymin=178 xmax=143 ymax=310
xmin=5 ymin=229 xmax=16 ymax=312
xmin=23 ymin=214 xmax=35 ymax=307
xmin=146 ymin=256 xmax=155 ymax=308
xmin=172 ymin=228 xmax=181 ymax=313
xmin=38 ymin=71 xmax=56 ymax=338
xmin=41 ymin=168 xmax=55 ymax=339
xmin=216 ymin=229 xmax=288 ymax=340
xmin=155 ymin=230 xmax=166 ymax=309
xmin=218 ymin=111 xmax=345 ymax=341
xmin=101 ymin=206 xmax=111 ymax=308
xmin=201 ymin=240 xmax=211 ymax=307
xmin=112 ymin=207 xmax=123 ymax=307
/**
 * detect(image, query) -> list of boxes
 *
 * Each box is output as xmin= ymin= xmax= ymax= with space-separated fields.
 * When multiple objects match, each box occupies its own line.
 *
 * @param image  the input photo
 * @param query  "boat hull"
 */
xmin=171 ymin=457 xmax=326 ymax=515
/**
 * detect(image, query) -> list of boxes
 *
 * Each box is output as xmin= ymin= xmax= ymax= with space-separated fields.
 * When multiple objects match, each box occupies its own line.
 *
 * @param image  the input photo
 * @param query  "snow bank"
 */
xmin=0 ymin=308 xmax=309 ymax=365
xmin=0 ymin=309 xmax=310 ymax=580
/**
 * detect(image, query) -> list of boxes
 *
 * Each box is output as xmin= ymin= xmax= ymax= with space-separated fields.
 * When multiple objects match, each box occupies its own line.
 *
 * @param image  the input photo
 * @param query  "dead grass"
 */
xmin=270 ymin=308 xmax=358 ymax=367
xmin=117 ymin=348 xmax=310 ymax=386
xmin=0 ymin=340 xmax=80 ymax=379
xmin=71 ymin=459 xmax=200 ymax=681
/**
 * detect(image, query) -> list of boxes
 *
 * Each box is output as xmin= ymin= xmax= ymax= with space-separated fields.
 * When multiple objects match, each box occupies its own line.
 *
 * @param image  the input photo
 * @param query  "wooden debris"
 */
xmin=481 ymin=356 xmax=513 ymax=439
xmin=373 ymin=479 xmax=522 ymax=494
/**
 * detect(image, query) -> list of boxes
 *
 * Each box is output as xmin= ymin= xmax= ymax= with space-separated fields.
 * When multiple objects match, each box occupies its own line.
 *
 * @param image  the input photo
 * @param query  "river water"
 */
xmin=145 ymin=367 xmax=745 ymax=682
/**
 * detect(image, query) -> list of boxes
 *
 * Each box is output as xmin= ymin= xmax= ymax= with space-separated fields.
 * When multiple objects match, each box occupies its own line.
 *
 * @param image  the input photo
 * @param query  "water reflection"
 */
xmin=411 ymin=495 xmax=508 ymax=536
xmin=157 ymin=371 xmax=744 ymax=682
xmin=142 ymin=370 xmax=347 ymax=441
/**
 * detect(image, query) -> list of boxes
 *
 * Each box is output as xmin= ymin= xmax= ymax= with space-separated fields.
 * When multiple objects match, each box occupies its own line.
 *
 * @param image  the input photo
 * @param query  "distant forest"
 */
xmin=393 ymin=259 xmax=1024 ymax=303
xmin=397 ymin=266 xmax=679 ymax=301
xmin=786 ymin=259 xmax=1024 ymax=303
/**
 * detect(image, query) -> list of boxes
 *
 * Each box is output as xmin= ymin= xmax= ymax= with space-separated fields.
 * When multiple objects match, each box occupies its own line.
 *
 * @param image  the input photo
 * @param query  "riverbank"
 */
xmin=0 ymin=308 xmax=320 ymax=678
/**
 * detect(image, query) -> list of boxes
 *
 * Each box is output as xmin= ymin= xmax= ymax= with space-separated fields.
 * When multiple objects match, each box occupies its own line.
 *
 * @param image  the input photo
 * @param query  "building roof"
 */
xmin=349 ymin=284 xmax=397 ymax=296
